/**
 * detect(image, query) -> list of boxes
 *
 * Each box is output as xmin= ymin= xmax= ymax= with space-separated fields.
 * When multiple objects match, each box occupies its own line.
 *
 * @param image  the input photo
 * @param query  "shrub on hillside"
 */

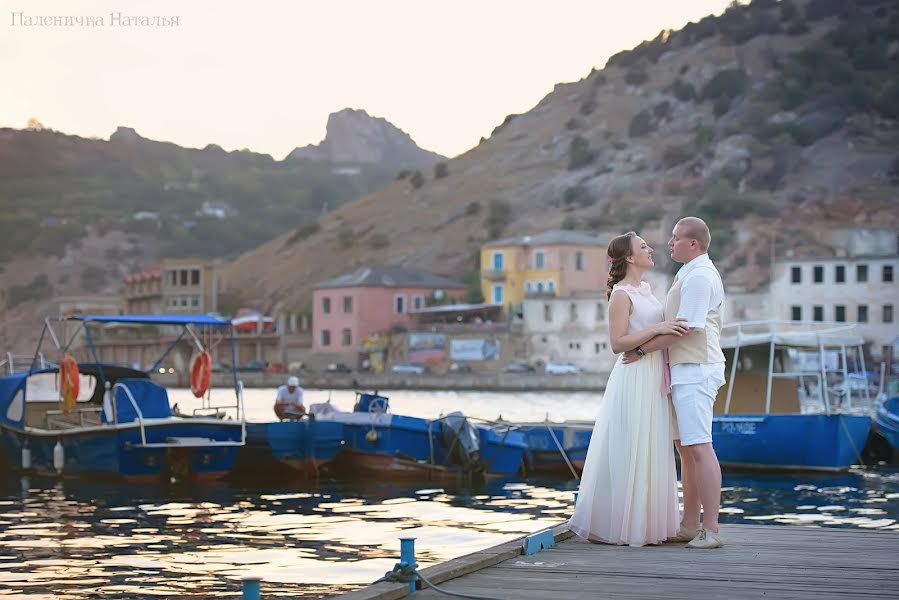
xmin=624 ymin=67 xmax=649 ymax=86
xmin=337 ymin=228 xmax=355 ymax=249
xmin=702 ymin=68 xmax=748 ymax=101
xmin=661 ymin=143 xmax=695 ymax=169
xmin=565 ymin=117 xmax=585 ymax=130
xmin=671 ymin=79 xmax=696 ymax=102
xmin=465 ymin=201 xmax=481 ymax=216
xmin=434 ymin=162 xmax=449 ymax=179
xmin=713 ymin=96 xmax=732 ymax=117
xmin=80 ymin=266 xmax=107 ymax=292
xmin=369 ymin=233 xmax=390 ymax=249
xmin=561 ymin=216 xmax=578 ymax=230
xmin=485 ymin=199 xmax=511 ymax=239
xmin=568 ymin=135 xmax=595 ymax=170
xmin=8 ymin=274 xmax=52 ymax=309
xmin=285 ymin=221 xmax=320 ymax=246
xmin=628 ymin=110 xmax=656 ymax=137
xmin=563 ymin=185 xmax=596 ymax=208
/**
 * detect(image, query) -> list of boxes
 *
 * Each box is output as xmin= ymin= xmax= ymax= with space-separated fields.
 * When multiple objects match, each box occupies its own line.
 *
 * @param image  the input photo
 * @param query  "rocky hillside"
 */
xmin=222 ymin=0 xmax=899 ymax=315
xmin=287 ymin=108 xmax=445 ymax=167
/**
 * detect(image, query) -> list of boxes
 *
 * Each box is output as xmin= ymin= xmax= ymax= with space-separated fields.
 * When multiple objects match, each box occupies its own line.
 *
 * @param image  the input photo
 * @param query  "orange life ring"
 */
xmin=59 ymin=354 xmax=80 ymax=413
xmin=190 ymin=351 xmax=212 ymax=398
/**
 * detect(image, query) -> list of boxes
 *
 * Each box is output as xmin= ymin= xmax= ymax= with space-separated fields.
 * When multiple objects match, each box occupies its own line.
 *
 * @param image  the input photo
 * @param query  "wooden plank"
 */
xmin=333 ymin=524 xmax=899 ymax=600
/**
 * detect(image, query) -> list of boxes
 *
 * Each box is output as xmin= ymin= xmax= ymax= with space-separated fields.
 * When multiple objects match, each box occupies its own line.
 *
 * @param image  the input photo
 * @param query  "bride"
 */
xmin=568 ymin=231 xmax=687 ymax=546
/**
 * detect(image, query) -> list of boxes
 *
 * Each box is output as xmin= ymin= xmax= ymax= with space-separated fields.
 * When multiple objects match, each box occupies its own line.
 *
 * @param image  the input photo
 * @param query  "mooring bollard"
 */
xmin=399 ymin=537 xmax=416 ymax=593
xmin=241 ymin=575 xmax=262 ymax=600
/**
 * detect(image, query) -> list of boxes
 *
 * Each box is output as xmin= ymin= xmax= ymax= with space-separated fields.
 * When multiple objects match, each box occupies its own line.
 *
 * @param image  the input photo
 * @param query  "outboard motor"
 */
xmin=441 ymin=411 xmax=481 ymax=471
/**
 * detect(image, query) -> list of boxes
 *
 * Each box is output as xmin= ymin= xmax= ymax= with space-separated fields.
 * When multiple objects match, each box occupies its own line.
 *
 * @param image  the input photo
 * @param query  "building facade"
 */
xmin=311 ymin=266 xmax=465 ymax=358
xmin=480 ymin=230 xmax=607 ymax=314
xmin=770 ymin=253 xmax=898 ymax=358
xmin=123 ymin=259 xmax=221 ymax=315
xmin=522 ymin=291 xmax=616 ymax=373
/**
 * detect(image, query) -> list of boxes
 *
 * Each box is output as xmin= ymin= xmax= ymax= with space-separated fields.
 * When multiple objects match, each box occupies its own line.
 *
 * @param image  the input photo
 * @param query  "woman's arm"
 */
xmin=608 ymin=290 xmax=688 ymax=354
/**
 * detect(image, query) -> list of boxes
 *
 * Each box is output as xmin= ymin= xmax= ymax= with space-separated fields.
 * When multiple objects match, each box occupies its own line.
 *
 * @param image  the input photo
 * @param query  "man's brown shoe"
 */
xmin=686 ymin=529 xmax=724 ymax=549
xmin=665 ymin=525 xmax=700 ymax=543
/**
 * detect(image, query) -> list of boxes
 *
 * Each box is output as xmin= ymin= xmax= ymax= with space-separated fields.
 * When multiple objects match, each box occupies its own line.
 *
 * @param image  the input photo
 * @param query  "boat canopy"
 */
xmin=721 ymin=321 xmax=865 ymax=350
xmin=69 ymin=314 xmax=230 ymax=327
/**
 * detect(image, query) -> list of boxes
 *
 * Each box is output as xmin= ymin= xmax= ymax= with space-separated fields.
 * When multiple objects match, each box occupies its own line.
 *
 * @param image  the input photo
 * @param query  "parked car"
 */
xmin=325 ymin=362 xmax=353 ymax=374
xmin=264 ymin=362 xmax=286 ymax=374
xmin=503 ymin=361 xmax=536 ymax=374
xmin=210 ymin=362 xmax=231 ymax=373
xmin=448 ymin=362 xmax=472 ymax=373
xmin=236 ymin=360 xmax=267 ymax=372
xmin=545 ymin=360 xmax=583 ymax=375
xmin=391 ymin=362 xmax=426 ymax=375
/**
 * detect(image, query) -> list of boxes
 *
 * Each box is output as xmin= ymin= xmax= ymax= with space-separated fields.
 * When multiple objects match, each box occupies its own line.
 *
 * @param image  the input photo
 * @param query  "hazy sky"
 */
xmin=2 ymin=0 xmax=732 ymax=159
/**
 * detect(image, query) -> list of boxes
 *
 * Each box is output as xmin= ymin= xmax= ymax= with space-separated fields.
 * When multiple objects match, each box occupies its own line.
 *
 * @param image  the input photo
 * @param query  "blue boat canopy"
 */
xmin=70 ymin=314 xmax=231 ymax=327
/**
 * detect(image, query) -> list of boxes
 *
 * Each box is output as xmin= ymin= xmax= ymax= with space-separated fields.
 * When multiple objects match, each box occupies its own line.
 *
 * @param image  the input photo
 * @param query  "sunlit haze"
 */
xmin=2 ymin=0 xmax=731 ymax=159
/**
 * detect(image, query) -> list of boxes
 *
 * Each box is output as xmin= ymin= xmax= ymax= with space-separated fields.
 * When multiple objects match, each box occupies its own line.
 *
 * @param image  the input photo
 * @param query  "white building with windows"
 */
xmin=770 ymin=252 xmax=898 ymax=360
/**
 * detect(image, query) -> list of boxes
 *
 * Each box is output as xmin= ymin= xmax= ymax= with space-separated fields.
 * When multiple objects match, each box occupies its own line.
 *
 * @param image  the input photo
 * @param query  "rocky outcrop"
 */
xmin=286 ymin=108 xmax=444 ymax=168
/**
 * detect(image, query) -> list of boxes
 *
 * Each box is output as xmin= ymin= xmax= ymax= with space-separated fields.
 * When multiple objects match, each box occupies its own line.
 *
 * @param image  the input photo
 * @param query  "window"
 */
xmin=835 ymin=265 xmax=845 ymax=283
xmin=491 ymin=284 xmax=503 ymax=304
xmin=575 ymin=251 xmax=584 ymax=271
xmin=191 ymin=295 xmax=199 ymax=307
xmin=857 ymin=264 xmax=868 ymax=283
xmin=536 ymin=282 xmax=544 ymax=294
xmin=525 ymin=281 xmax=533 ymax=294
xmin=394 ymin=295 xmax=406 ymax=314
xmin=813 ymin=305 xmax=823 ymax=322
xmin=167 ymin=270 xmax=177 ymax=286
xmin=791 ymin=266 xmax=801 ymax=284
xmin=412 ymin=294 xmax=425 ymax=310
xmin=322 ymin=297 xmax=331 ymax=314
xmin=596 ymin=303 xmax=605 ymax=321
xmin=534 ymin=250 xmax=545 ymax=269
xmin=180 ymin=269 xmax=188 ymax=286
xmin=547 ymin=280 xmax=556 ymax=295
xmin=321 ymin=329 xmax=331 ymax=346
xmin=884 ymin=304 xmax=894 ymax=324
xmin=570 ymin=303 xmax=578 ymax=321
xmin=191 ymin=269 xmax=200 ymax=286
xmin=543 ymin=304 xmax=552 ymax=323
xmin=858 ymin=305 xmax=868 ymax=323
xmin=341 ymin=328 xmax=352 ymax=346
xmin=835 ymin=305 xmax=845 ymax=322
xmin=791 ymin=306 xmax=802 ymax=321
xmin=492 ymin=251 xmax=504 ymax=270
xmin=813 ymin=265 xmax=823 ymax=283
xmin=180 ymin=296 xmax=188 ymax=307
xmin=342 ymin=296 xmax=353 ymax=313
xmin=884 ymin=265 xmax=894 ymax=283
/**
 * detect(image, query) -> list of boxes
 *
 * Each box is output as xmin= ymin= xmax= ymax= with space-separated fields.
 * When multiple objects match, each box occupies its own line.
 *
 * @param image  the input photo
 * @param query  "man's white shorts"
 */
xmin=671 ymin=378 xmax=721 ymax=446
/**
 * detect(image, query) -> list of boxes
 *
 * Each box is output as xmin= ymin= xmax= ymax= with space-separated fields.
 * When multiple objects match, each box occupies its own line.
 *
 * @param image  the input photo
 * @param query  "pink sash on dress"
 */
xmin=660 ymin=349 xmax=672 ymax=396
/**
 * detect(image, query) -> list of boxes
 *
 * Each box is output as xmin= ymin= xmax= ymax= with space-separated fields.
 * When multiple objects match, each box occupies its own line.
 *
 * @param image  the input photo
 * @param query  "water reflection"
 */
xmin=0 ymin=467 xmax=896 ymax=599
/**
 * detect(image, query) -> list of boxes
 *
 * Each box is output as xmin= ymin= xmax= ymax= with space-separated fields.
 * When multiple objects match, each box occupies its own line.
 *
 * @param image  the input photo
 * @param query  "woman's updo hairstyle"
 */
xmin=606 ymin=231 xmax=636 ymax=299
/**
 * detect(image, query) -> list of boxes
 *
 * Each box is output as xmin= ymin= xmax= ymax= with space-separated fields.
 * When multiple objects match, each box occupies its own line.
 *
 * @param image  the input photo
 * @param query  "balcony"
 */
xmin=481 ymin=269 xmax=507 ymax=281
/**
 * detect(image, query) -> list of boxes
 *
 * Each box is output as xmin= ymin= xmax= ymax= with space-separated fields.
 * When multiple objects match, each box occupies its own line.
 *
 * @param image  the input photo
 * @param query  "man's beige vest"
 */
xmin=664 ymin=266 xmax=726 ymax=366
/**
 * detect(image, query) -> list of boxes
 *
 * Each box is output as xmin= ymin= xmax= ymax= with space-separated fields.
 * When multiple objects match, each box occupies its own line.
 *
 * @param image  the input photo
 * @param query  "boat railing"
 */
xmin=113 ymin=381 xmax=246 ymax=448
xmin=723 ymin=320 xmax=870 ymax=416
xmin=45 ymin=406 xmax=103 ymax=429
xmin=2 ymin=352 xmax=48 ymax=375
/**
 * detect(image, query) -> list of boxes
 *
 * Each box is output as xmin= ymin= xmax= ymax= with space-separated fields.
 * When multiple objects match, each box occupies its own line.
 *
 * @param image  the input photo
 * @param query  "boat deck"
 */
xmin=335 ymin=523 xmax=899 ymax=599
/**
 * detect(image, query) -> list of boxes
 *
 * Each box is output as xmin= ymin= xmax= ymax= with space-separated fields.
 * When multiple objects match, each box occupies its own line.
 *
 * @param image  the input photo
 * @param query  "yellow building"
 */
xmin=480 ymin=230 xmax=608 ymax=315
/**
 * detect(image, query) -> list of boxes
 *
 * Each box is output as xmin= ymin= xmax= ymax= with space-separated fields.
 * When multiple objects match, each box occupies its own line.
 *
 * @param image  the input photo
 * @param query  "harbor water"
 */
xmin=1 ymin=390 xmax=897 ymax=599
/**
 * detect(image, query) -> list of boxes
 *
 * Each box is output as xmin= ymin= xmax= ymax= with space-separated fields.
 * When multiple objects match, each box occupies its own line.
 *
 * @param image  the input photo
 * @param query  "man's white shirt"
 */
xmin=275 ymin=385 xmax=304 ymax=405
xmin=671 ymin=253 xmax=725 ymax=387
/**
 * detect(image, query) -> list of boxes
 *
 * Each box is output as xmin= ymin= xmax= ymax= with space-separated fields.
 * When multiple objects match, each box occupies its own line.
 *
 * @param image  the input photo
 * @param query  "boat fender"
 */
xmin=53 ymin=440 xmax=64 ymax=474
xmin=190 ymin=351 xmax=212 ymax=398
xmin=21 ymin=445 xmax=31 ymax=470
xmin=365 ymin=429 xmax=380 ymax=443
xmin=59 ymin=354 xmax=80 ymax=413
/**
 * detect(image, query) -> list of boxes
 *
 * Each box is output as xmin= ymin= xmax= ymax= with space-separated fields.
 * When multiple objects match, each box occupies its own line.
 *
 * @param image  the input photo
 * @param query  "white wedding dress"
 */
xmin=568 ymin=281 xmax=679 ymax=547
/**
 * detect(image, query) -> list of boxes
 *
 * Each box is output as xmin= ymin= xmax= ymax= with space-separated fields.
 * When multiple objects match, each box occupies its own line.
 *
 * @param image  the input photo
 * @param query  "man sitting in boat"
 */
xmin=274 ymin=376 xmax=305 ymax=420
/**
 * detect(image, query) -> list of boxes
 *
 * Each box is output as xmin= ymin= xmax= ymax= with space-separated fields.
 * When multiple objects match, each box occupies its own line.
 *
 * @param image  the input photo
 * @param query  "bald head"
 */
xmin=676 ymin=217 xmax=711 ymax=252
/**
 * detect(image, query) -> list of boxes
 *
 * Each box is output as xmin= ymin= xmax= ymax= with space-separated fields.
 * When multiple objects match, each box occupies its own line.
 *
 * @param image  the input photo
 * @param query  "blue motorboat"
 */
xmin=516 ymin=421 xmax=593 ymax=476
xmin=0 ymin=314 xmax=246 ymax=482
xmin=232 ymin=417 xmax=344 ymax=478
xmin=712 ymin=321 xmax=872 ymax=472
xmin=873 ymin=395 xmax=899 ymax=459
xmin=315 ymin=393 xmax=526 ymax=479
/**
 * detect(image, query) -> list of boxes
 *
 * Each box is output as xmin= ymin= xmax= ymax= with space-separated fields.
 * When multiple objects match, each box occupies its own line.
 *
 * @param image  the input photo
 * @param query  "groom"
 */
xmin=624 ymin=216 xmax=725 ymax=549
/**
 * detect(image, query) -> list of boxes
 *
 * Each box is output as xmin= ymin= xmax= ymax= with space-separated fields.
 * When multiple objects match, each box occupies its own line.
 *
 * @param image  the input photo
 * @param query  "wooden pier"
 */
xmin=335 ymin=522 xmax=899 ymax=599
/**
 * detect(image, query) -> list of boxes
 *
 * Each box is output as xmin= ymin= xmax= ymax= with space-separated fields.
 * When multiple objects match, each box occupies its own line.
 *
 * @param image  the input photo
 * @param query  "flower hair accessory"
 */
xmin=607 ymin=256 xmax=615 ymax=266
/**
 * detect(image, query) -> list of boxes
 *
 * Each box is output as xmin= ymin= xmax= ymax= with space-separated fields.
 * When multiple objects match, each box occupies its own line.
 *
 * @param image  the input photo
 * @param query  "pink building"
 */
xmin=312 ymin=266 xmax=465 ymax=354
